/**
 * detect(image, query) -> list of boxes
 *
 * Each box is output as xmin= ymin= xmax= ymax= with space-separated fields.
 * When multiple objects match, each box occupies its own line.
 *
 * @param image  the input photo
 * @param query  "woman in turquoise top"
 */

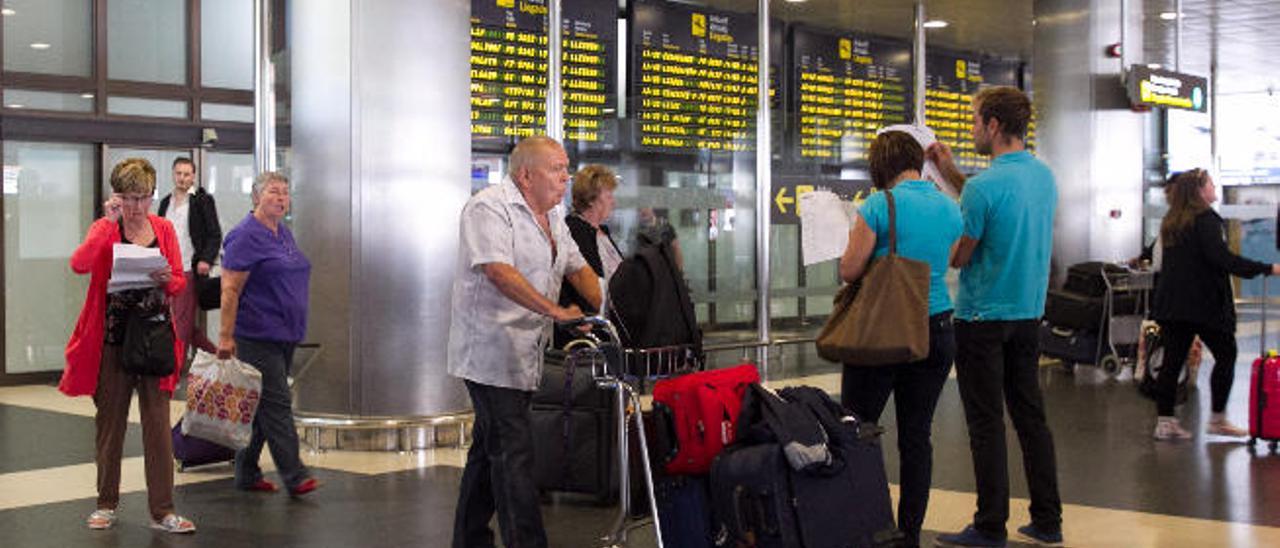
xmin=838 ymin=130 xmax=963 ymax=547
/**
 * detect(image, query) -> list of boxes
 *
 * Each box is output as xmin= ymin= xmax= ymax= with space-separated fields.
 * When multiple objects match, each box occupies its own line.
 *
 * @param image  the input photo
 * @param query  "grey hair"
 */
xmin=252 ymin=171 xmax=289 ymax=200
xmin=508 ymin=135 xmax=561 ymax=177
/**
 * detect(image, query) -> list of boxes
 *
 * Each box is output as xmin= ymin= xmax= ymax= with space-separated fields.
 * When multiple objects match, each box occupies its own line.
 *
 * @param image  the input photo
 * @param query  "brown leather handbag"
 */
xmin=816 ymin=190 xmax=931 ymax=366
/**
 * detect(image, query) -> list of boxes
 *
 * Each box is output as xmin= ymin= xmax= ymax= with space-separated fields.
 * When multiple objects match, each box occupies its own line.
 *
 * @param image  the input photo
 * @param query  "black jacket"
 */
xmin=559 ymin=214 xmax=620 ymax=314
xmin=157 ymin=187 xmax=222 ymax=271
xmin=1153 ymin=209 xmax=1270 ymax=330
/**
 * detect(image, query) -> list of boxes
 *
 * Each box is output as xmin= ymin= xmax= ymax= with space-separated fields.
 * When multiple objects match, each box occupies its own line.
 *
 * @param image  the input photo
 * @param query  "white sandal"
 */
xmin=87 ymin=509 xmax=117 ymax=530
xmin=150 ymin=513 xmax=196 ymax=534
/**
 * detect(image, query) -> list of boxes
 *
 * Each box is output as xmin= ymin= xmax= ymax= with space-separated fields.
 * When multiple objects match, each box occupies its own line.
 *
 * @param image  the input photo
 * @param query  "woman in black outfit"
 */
xmin=1151 ymin=168 xmax=1280 ymax=440
xmin=559 ymin=164 xmax=622 ymax=315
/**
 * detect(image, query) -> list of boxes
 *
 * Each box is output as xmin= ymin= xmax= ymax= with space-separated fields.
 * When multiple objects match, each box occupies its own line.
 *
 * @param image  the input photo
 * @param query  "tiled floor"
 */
xmin=2 ymin=327 xmax=1280 ymax=547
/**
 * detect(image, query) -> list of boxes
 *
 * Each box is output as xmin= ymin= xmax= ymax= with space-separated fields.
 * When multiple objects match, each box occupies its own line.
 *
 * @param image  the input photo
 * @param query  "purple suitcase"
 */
xmin=172 ymin=417 xmax=236 ymax=471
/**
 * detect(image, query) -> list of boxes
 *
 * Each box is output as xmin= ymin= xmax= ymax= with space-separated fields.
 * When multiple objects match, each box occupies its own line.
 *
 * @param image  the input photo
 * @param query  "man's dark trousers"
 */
xmin=954 ymin=319 xmax=1062 ymax=539
xmin=452 ymin=380 xmax=547 ymax=548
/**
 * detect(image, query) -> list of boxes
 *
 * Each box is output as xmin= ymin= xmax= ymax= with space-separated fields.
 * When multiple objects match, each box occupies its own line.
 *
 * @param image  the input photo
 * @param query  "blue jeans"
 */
xmin=841 ymin=311 xmax=955 ymax=547
xmin=234 ymin=337 xmax=310 ymax=491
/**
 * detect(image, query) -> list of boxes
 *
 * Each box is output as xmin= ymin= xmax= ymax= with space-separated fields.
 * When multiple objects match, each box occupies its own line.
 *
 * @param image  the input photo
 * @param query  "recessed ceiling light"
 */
xmin=923 ymin=20 xmax=949 ymax=29
xmin=2 ymin=8 xmax=16 ymax=16
xmin=1159 ymin=11 xmax=1180 ymax=21
xmin=29 ymin=42 xmax=51 ymax=50
xmin=784 ymin=0 xmax=807 ymax=3
xmin=80 ymin=93 xmax=95 ymax=99
xmin=6 ymin=104 xmax=24 ymax=109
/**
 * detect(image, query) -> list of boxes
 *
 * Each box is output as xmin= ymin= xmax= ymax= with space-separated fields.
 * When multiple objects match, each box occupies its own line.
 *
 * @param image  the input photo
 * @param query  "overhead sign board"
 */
xmin=1127 ymin=65 xmax=1208 ymax=112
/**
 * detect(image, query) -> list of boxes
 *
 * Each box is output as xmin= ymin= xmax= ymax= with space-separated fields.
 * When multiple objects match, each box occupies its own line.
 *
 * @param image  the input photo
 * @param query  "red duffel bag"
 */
xmin=652 ymin=363 xmax=760 ymax=475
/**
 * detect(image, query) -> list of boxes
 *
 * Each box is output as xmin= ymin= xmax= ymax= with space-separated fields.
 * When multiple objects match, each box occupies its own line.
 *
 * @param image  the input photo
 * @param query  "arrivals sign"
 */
xmin=1127 ymin=65 xmax=1208 ymax=112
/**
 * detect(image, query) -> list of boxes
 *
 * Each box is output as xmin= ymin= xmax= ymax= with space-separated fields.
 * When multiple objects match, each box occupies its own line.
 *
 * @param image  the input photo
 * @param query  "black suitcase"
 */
xmin=1063 ymin=261 xmax=1130 ymax=297
xmin=710 ymin=385 xmax=901 ymax=548
xmin=1044 ymin=288 xmax=1141 ymax=331
xmin=531 ymin=353 xmax=618 ymax=503
xmin=653 ymin=474 xmax=715 ymax=548
xmin=1038 ymin=322 xmax=1100 ymax=365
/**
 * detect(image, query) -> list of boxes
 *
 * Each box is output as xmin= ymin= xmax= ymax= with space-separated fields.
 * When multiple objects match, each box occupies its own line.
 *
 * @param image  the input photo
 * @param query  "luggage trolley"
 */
xmin=559 ymin=316 xmax=700 ymax=548
xmin=1098 ymin=264 xmax=1155 ymax=376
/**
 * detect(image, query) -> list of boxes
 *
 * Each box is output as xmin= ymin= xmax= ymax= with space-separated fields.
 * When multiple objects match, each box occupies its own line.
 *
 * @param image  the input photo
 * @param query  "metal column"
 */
xmin=913 ymin=1 xmax=927 ymax=125
xmin=253 ymin=0 xmax=277 ymax=173
xmin=546 ymin=0 xmax=564 ymax=140
xmin=755 ymin=0 xmax=772 ymax=377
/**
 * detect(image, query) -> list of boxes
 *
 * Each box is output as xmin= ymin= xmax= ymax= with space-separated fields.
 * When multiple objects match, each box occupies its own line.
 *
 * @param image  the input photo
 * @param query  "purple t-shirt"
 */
xmin=223 ymin=213 xmax=311 ymax=343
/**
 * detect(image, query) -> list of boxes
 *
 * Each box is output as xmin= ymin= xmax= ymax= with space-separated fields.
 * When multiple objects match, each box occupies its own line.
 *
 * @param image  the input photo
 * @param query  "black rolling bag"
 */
xmin=531 ymin=352 xmax=618 ymax=503
xmin=1063 ymin=261 xmax=1130 ymax=297
xmin=709 ymin=385 xmax=901 ymax=548
xmin=1044 ymin=288 xmax=1141 ymax=331
xmin=1038 ymin=322 xmax=1100 ymax=365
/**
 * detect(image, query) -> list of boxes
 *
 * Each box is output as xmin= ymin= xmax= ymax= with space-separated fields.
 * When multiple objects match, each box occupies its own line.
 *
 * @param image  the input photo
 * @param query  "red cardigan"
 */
xmin=60 ymin=215 xmax=187 ymax=397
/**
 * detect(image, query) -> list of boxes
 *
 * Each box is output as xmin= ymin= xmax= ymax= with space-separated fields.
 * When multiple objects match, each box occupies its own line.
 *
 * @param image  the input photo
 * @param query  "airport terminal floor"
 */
xmin=2 ymin=318 xmax=1279 ymax=548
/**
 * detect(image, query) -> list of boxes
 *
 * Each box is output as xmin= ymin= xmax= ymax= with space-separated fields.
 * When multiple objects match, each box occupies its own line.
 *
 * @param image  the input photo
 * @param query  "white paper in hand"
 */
xmin=876 ymin=124 xmax=957 ymax=198
xmin=799 ymin=190 xmax=853 ymax=266
xmin=108 ymin=243 xmax=167 ymax=293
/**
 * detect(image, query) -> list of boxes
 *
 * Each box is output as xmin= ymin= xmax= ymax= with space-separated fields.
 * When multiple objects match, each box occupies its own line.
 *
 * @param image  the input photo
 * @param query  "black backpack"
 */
xmin=607 ymin=240 xmax=701 ymax=355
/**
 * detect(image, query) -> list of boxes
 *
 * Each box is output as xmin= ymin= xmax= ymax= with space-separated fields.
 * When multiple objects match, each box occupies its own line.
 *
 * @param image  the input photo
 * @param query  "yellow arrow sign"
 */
xmin=775 ymin=186 xmax=794 ymax=214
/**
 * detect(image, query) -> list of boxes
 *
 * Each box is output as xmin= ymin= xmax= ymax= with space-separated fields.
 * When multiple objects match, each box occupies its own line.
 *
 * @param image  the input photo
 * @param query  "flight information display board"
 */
xmin=924 ymin=50 xmax=986 ymax=171
xmin=790 ymin=26 xmax=912 ymax=163
xmin=630 ymin=1 xmax=759 ymax=152
xmin=470 ymin=0 xmax=615 ymax=148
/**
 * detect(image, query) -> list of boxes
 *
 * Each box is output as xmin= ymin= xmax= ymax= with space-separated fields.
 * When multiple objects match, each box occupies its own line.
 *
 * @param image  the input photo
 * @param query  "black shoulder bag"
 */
xmin=122 ymin=307 xmax=176 ymax=376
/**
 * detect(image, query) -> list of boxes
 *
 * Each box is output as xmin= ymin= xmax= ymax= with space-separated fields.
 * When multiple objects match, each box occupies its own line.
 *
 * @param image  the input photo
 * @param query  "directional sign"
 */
xmin=1127 ymin=65 xmax=1208 ymax=112
xmin=772 ymin=177 xmax=874 ymax=224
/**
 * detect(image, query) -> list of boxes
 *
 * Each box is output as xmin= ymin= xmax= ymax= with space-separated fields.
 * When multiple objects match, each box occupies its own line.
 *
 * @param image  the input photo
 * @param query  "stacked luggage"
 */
xmin=1041 ymin=261 xmax=1147 ymax=370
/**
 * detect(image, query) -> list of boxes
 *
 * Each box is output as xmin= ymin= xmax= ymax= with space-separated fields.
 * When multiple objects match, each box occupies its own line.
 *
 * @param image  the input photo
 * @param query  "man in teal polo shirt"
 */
xmin=930 ymin=86 xmax=1064 ymax=548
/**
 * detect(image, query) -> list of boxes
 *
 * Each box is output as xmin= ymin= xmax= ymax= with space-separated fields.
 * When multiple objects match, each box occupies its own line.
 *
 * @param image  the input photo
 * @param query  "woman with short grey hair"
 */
xmin=217 ymin=170 xmax=319 ymax=496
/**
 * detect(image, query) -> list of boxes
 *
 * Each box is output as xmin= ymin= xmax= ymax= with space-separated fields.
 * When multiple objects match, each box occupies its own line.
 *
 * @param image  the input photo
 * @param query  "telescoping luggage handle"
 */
xmin=1264 ymin=277 xmax=1270 ymax=357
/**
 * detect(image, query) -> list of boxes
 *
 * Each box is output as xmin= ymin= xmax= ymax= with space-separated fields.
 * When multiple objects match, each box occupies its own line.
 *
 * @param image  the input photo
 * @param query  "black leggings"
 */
xmin=1155 ymin=321 xmax=1238 ymax=416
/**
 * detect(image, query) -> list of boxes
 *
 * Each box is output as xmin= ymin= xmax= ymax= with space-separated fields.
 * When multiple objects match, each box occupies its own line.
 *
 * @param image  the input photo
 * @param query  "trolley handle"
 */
xmin=1262 ymin=277 xmax=1269 ymax=357
xmin=555 ymin=315 xmax=622 ymax=349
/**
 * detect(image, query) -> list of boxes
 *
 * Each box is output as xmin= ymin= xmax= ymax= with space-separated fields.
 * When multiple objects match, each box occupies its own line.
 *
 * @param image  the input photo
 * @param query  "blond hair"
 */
xmin=109 ymin=158 xmax=157 ymax=195
xmin=571 ymin=164 xmax=619 ymax=212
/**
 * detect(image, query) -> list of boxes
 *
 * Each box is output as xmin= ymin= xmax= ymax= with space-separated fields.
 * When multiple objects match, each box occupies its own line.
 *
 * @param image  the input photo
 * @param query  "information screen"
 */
xmin=630 ymin=1 xmax=759 ymax=152
xmin=924 ymin=50 xmax=987 ymax=171
xmin=470 ymin=0 xmax=616 ymax=149
xmin=790 ymin=26 xmax=912 ymax=163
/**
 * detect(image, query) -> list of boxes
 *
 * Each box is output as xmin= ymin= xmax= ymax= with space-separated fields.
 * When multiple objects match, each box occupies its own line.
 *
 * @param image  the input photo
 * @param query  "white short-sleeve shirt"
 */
xmin=447 ymin=177 xmax=588 ymax=391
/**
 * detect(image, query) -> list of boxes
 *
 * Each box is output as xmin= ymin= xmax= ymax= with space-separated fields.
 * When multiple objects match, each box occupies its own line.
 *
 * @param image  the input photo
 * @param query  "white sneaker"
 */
xmin=1154 ymin=418 xmax=1193 ymax=441
xmin=1207 ymin=418 xmax=1248 ymax=437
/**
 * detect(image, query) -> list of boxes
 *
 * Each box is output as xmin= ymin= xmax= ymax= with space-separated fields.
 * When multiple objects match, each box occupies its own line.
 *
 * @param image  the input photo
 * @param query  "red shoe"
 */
xmin=289 ymin=478 xmax=320 ymax=497
xmin=244 ymin=479 xmax=278 ymax=493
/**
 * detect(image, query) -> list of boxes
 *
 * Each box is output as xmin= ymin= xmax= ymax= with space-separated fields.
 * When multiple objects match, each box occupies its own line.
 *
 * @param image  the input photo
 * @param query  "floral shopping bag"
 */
xmin=183 ymin=350 xmax=262 ymax=449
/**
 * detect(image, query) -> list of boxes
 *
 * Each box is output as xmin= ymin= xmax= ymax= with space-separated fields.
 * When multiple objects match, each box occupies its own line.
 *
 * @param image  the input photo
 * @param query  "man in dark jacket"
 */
xmin=157 ymin=157 xmax=221 ymax=355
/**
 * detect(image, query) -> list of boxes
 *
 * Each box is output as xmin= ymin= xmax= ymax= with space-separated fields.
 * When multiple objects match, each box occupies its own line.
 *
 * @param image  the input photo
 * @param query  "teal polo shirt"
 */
xmin=859 ymin=179 xmax=964 ymax=316
xmin=954 ymin=150 xmax=1057 ymax=321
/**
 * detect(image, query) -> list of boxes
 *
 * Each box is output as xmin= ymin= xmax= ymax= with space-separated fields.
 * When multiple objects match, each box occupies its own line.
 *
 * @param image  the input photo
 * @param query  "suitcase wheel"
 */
xmin=1101 ymin=354 xmax=1122 ymax=376
xmin=1271 ymin=441 xmax=1278 ymax=454
xmin=1249 ymin=437 xmax=1257 ymax=448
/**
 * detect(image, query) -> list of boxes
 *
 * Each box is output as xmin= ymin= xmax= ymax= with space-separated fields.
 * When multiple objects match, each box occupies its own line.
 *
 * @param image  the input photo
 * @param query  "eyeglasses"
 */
xmin=116 ymin=193 xmax=152 ymax=205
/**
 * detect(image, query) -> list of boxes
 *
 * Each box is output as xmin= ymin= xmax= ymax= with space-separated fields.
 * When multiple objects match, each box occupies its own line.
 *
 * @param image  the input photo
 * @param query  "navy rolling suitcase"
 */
xmin=653 ymin=474 xmax=715 ymax=548
xmin=172 ymin=417 xmax=236 ymax=471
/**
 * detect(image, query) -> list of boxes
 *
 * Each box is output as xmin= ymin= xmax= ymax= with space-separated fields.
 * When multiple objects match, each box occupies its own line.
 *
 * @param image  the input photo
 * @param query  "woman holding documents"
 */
xmin=838 ymin=131 xmax=962 ymax=547
xmin=61 ymin=158 xmax=196 ymax=534
xmin=217 ymin=171 xmax=318 ymax=496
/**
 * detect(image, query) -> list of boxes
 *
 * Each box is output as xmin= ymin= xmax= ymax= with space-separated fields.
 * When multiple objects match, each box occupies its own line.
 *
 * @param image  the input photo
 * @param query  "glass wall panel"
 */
xmin=108 ymin=96 xmax=188 ymax=118
xmin=3 ymin=89 xmax=94 ymax=112
xmin=200 ymin=152 xmax=256 ymax=343
xmin=103 ymin=147 xmax=194 ymax=202
xmin=107 ymin=0 xmax=187 ymax=84
xmin=4 ymin=141 xmax=95 ymax=373
xmin=202 ymin=0 xmax=254 ymax=90
xmin=201 ymin=102 xmax=254 ymax=123
xmin=2 ymin=0 xmax=93 ymax=76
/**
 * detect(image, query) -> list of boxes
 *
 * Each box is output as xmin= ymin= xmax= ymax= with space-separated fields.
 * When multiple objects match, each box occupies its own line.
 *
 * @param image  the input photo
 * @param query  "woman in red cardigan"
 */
xmin=61 ymin=158 xmax=195 ymax=534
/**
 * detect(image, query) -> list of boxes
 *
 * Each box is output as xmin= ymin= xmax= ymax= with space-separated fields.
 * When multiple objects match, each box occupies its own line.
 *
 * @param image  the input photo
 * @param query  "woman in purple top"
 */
xmin=217 ymin=171 xmax=319 ymax=496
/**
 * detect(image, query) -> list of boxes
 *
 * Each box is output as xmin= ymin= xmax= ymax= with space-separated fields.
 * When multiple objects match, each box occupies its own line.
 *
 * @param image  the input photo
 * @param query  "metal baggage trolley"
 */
xmin=1097 ymin=264 xmax=1155 ymax=376
xmin=559 ymin=316 xmax=701 ymax=548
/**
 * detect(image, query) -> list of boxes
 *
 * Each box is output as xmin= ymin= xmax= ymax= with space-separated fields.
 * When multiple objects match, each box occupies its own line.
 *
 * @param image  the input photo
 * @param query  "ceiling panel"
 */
xmin=1142 ymin=0 xmax=1280 ymax=95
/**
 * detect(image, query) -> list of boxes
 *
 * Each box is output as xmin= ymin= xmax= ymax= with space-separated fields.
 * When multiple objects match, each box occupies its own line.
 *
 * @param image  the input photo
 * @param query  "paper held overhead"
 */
xmin=876 ymin=124 xmax=955 ymax=198
xmin=107 ymin=243 xmax=167 ymax=293
xmin=799 ymin=190 xmax=854 ymax=266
